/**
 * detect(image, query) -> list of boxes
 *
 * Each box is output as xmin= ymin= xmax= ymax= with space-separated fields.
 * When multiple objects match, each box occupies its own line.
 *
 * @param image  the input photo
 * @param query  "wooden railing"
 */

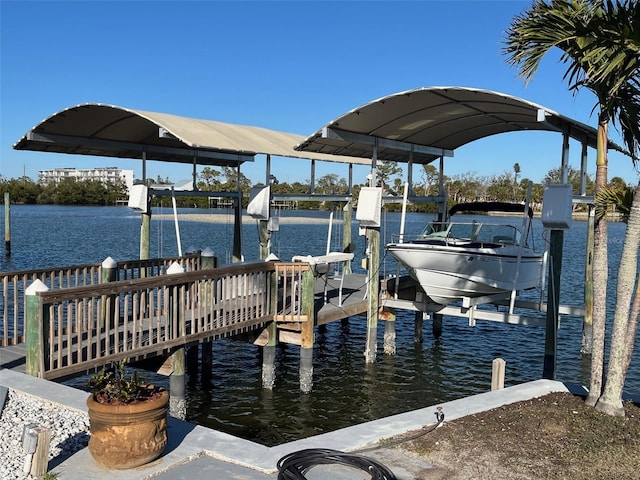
xmin=27 ymin=261 xmax=309 ymax=379
xmin=0 ymin=253 xmax=202 ymax=347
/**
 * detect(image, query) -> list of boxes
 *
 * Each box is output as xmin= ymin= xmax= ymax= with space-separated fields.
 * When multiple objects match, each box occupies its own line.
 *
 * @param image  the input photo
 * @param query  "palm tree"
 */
xmin=504 ymin=0 xmax=639 ymax=416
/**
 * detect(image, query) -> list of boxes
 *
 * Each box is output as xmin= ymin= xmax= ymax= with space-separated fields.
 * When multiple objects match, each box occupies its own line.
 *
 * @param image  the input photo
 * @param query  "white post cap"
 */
xmin=167 ymin=261 xmax=185 ymax=274
xmin=102 ymin=256 xmax=117 ymax=268
xmin=26 ymin=279 xmax=49 ymax=295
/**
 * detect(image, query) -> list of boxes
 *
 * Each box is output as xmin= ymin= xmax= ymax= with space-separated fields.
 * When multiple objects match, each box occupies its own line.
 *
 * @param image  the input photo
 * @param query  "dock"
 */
xmin=0 ymin=257 xmax=369 ymax=392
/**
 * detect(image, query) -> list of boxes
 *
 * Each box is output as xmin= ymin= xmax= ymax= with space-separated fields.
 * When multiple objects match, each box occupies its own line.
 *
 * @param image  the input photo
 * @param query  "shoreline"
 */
xmin=154 ymin=211 xmax=621 ymax=224
xmin=153 ymin=214 xmax=338 ymax=224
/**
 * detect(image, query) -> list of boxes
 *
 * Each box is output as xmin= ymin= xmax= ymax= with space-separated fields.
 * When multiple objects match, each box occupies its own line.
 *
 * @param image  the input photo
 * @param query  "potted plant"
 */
xmin=86 ymin=359 xmax=169 ymax=470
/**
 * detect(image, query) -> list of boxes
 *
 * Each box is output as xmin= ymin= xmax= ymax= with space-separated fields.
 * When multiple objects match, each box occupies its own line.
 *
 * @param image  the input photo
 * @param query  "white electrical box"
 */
xmin=542 ymin=184 xmax=573 ymax=229
xmin=247 ymin=186 xmax=270 ymax=220
xmin=128 ymin=184 xmax=148 ymax=213
xmin=356 ymin=187 xmax=383 ymax=227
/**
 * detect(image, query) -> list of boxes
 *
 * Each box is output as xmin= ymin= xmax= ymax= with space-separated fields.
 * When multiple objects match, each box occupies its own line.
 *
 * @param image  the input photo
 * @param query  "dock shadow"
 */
xmin=163 ymin=416 xmax=198 ymax=455
xmin=47 ymin=430 xmax=90 ymax=470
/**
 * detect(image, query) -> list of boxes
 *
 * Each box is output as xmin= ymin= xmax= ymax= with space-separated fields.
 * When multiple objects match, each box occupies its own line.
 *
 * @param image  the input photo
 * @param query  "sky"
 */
xmin=1 ymin=0 xmax=637 ymax=188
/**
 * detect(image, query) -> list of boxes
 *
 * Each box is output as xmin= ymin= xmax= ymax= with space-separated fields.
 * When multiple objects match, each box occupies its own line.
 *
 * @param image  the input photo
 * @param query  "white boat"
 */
xmin=386 ymin=202 xmax=545 ymax=305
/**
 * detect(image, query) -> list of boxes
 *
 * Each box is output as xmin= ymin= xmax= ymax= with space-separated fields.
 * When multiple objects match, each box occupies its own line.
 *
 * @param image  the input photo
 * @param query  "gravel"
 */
xmin=0 ymin=389 xmax=90 ymax=480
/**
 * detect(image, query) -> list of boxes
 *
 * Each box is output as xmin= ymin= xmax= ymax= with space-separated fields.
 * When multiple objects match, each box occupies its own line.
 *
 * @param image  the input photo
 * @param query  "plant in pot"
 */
xmin=86 ymin=359 xmax=169 ymax=470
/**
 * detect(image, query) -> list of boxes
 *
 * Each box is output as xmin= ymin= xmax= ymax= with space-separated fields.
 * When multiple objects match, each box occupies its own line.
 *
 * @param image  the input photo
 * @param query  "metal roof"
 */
xmin=295 ymin=86 xmax=626 ymax=164
xmin=13 ymin=103 xmax=372 ymax=167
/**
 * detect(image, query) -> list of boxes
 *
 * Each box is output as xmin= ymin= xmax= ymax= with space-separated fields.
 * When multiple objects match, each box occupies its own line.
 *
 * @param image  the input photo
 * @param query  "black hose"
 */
xmin=276 ymin=408 xmax=445 ymax=480
xmin=277 ymin=448 xmax=397 ymax=480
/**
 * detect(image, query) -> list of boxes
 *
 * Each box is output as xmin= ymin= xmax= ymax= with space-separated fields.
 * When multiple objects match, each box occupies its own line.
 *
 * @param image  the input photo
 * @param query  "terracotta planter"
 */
xmin=87 ymin=390 xmax=169 ymax=470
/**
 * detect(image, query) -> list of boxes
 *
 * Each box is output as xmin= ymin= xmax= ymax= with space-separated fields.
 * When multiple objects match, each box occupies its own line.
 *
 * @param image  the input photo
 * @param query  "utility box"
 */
xmin=356 ymin=187 xmax=383 ymax=227
xmin=247 ymin=186 xmax=270 ymax=220
xmin=127 ymin=184 xmax=148 ymax=213
xmin=542 ymin=184 xmax=573 ymax=230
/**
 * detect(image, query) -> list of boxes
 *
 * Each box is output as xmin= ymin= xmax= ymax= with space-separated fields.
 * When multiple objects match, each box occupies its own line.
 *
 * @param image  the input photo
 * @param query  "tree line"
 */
xmin=0 ymin=176 xmax=128 ymax=205
xmin=0 ymin=163 xmax=630 ymax=211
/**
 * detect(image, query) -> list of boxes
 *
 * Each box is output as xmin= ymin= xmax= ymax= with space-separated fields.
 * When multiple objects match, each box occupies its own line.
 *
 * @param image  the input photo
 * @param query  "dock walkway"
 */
xmin=0 ymin=272 xmax=369 ymax=378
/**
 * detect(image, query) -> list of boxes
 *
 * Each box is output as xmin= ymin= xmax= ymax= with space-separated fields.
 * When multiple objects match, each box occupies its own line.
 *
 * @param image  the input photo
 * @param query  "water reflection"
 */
xmin=3 ymin=206 xmax=637 ymax=446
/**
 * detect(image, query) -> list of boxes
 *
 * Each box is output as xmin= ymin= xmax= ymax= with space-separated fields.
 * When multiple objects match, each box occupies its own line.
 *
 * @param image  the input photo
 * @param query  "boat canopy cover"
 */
xmin=449 ymin=202 xmax=534 ymax=218
xmin=295 ymin=86 xmax=628 ymax=164
xmin=13 ymin=103 xmax=371 ymax=167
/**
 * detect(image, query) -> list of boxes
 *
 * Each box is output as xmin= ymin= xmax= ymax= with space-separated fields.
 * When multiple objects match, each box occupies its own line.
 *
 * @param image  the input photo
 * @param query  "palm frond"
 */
xmin=595 ymin=185 xmax=634 ymax=222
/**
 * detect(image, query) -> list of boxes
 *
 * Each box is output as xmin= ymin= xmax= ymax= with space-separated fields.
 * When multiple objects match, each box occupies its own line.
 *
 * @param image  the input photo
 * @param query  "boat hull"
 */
xmin=386 ymin=242 xmax=544 ymax=304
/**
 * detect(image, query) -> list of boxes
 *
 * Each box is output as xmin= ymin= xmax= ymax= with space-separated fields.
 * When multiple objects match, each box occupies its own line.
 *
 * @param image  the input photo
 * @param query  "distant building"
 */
xmin=38 ymin=167 xmax=134 ymax=192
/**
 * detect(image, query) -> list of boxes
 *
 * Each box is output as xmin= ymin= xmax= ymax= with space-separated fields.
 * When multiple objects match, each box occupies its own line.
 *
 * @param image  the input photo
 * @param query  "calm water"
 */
xmin=1 ymin=205 xmax=638 ymax=445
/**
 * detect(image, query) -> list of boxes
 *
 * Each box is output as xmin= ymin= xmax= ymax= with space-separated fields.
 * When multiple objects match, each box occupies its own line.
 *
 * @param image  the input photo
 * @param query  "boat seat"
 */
xmin=292 ymin=252 xmax=354 ymax=306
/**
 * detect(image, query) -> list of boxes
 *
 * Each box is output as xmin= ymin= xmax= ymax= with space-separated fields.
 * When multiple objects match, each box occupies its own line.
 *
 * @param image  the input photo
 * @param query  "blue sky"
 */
xmin=1 ymin=0 xmax=637 ymax=187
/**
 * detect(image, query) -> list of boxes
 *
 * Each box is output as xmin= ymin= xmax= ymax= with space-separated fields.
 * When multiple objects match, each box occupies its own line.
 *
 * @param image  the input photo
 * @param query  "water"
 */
xmin=1 ymin=205 xmax=638 ymax=446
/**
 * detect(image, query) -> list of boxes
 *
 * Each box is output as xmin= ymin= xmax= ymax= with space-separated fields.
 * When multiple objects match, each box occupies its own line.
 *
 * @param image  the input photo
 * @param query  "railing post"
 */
xmin=100 ymin=256 xmax=117 ymax=328
xmin=167 ymin=261 xmax=186 ymax=419
xmin=300 ymin=266 xmax=315 ymax=393
xmin=25 ymin=280 xmax=49 ymax=377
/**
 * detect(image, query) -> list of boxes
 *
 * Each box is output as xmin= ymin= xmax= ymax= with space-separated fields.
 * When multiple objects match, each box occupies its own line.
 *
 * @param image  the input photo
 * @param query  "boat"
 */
xmin=386 ymin=202 xmax=545 ymax=305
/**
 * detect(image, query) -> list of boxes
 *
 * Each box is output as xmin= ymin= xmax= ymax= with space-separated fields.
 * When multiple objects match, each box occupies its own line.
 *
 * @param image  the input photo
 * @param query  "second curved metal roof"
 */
xmin=295 ymin=86 xmax=625 ymax=164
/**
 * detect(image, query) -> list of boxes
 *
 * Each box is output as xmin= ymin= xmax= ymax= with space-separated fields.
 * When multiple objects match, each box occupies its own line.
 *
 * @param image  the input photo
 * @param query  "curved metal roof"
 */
xmin=295 ymin=86 xmax=626 ymax=164
xmin=13 ymin=103 xmax=372 ymax=167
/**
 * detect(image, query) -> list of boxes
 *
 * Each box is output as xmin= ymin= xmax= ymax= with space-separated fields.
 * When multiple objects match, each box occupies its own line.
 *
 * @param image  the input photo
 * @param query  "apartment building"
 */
xmin=38 ymin=167 xmax=134 ymax=192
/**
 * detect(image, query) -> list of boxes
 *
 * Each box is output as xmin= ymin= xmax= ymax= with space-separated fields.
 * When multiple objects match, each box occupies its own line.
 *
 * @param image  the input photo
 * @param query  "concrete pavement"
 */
xmin=0 ymin=368 xmax=571 ymax=479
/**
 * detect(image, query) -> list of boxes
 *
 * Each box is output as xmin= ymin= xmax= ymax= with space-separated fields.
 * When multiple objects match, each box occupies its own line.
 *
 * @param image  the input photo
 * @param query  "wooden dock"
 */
xmin=0 ymin=266 xmax=369 ymax=380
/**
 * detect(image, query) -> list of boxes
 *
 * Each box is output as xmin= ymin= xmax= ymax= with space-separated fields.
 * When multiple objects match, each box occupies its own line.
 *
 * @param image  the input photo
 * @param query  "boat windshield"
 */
xmin=418 ymin=222 xmax=522 ymax=245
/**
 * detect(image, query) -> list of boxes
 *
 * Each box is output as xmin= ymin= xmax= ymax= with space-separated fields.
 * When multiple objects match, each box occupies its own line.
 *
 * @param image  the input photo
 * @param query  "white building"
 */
xmin=38 ymin=167 xmax=134 ymax=192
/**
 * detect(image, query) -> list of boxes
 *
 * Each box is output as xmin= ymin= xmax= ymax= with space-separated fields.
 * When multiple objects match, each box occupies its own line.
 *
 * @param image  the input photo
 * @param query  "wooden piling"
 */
xmin=300 ymin=266 xmax=315 ymax=393
xmin=140 ymin=211 xmax=151 ymax=262
xmin=200 ymin=248 xmax=217 ymax=374
xmin=186 ymin=344 xmax=199 ymax=371
xmin=261 ymin=335 xmax=277 ymax=390
xmin=543 ymin=230 xmax=564 ymax=380
xmin=381 ymin=307 xmax=396 ymax=355
xmin=170 ymin=349 xmax=186 ymax=419
xmin=4 ymin=192 xmax=10 ymax=256
xmin=491 ymin=358 xmax=506 ymax=390
xmin=259 ymin=219 xmax=270 ymax=261
xmin=100 ymin=256 xmax=117 ymax=328
xmin=432 ymin=313 xmax=443 ymax=339
xmin=261 ymin=257 xmax=279 ymax=389
xmin=342 ymin=201 xmax=353 ymax=275
xmin=167 ymin=262 xmax=186 ymax=418
xmin=414 ymin=311 xmax=424 ymax=343
xmin=232 ymin=196 xmax=243 ymax=263
xmin=364 ymin=227 xmax=380 ymax=364
xmin=25 ymin=280 xmax=49 ymax=377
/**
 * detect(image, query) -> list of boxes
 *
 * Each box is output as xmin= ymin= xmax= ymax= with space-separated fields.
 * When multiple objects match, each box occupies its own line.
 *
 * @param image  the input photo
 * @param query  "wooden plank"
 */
xmin=274 ymin=314 xmax=308 ymax=322
xmin=29 ymin=427 xmax=51 ymax=478
xmin=279 ymin=330 xmax=301 ymax=345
